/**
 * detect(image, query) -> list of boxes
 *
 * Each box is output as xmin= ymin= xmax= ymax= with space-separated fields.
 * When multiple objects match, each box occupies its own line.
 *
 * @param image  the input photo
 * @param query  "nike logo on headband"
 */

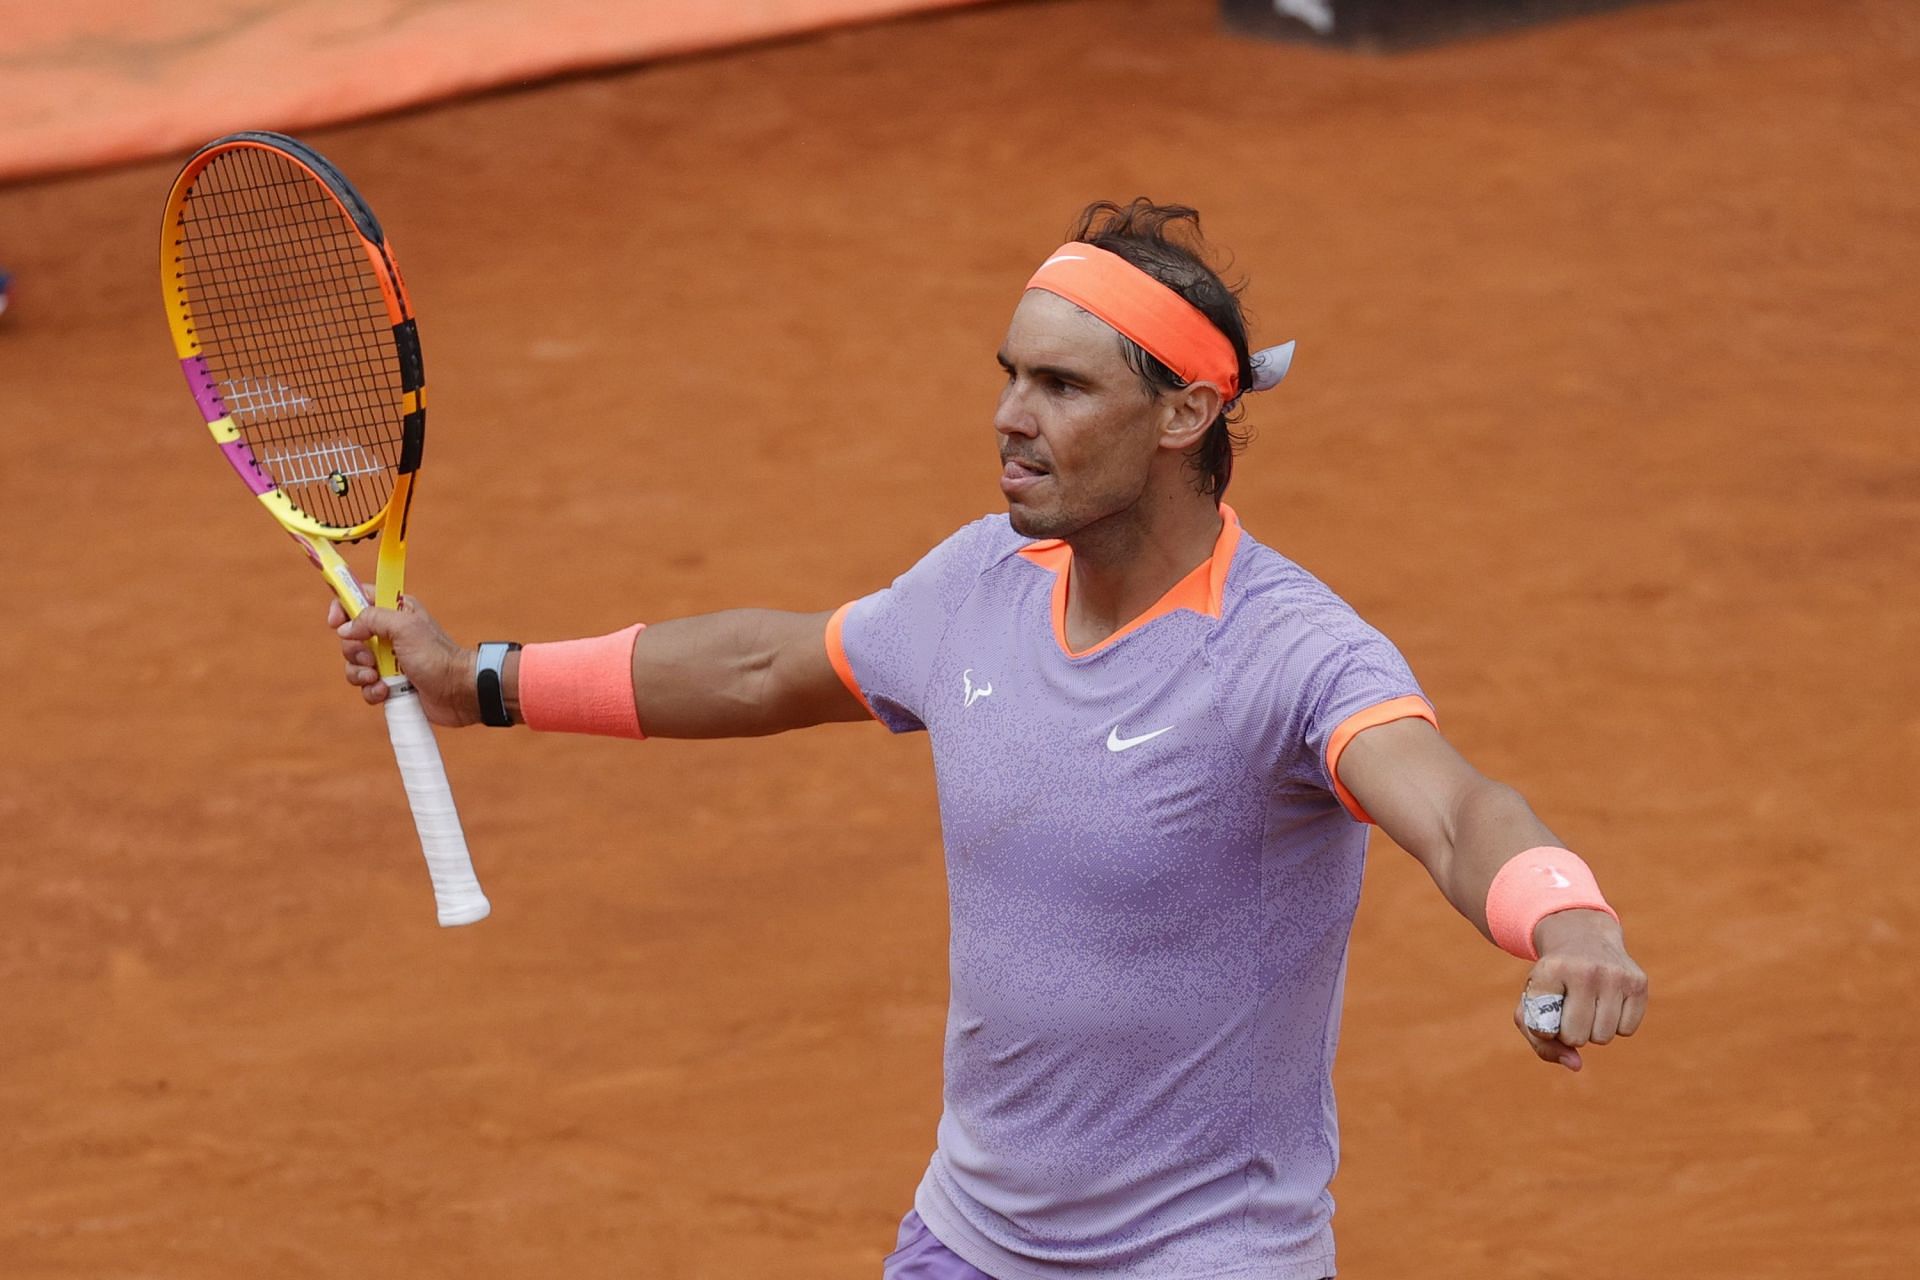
xmin=1038 ymin=254 xmax=1087 ymax=270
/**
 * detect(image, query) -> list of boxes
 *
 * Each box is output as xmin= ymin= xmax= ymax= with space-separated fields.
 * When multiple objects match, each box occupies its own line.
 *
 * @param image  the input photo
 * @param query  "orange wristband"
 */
xmin=517 ymin=624 xmax=647 ymax=739
xmin=1484 ymin=846 xmax=1616 ymax=960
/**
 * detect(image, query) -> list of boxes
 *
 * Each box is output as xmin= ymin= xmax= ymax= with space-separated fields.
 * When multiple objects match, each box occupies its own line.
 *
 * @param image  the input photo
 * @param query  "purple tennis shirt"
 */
xmin=827 ymin=506 xmax=1434 ymax=1280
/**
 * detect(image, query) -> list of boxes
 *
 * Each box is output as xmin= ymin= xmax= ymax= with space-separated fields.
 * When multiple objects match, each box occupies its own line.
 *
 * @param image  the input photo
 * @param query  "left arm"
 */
xmin=1337 ymin=717 xmax=1648 ymax=1071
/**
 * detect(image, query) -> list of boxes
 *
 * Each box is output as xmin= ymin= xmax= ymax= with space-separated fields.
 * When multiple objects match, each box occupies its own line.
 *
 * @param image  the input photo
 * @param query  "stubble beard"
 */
xmin=1007 ymin=477 xmax=1144 ymax=544
xmin=1006 ymin=504 xmax=1052 ymax=539
xmin=1007 ymin=490 xmax=1080 ymax=540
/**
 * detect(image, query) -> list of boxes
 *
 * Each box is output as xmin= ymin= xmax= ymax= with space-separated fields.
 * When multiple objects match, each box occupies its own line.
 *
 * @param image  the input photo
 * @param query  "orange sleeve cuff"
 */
xmin=824 ymin=602 xmax=879 ymax=722
xmin=1324 ymin=693 xmax=1437 ymax=824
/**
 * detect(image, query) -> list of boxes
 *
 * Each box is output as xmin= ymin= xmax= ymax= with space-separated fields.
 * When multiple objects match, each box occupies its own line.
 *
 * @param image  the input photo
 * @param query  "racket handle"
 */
xmin=382 ymin=676 xmax=491 ymax=927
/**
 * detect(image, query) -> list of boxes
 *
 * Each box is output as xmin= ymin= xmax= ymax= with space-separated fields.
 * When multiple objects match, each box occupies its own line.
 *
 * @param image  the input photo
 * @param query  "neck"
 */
xmin=1062 ymin=486 xmax=1223 ymax=652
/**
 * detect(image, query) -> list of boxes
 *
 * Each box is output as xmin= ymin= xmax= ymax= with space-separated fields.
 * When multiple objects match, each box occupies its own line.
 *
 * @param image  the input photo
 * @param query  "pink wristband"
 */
xmin=517 ymin=624 xmax=647 ymax=739
xmin=1484 ymin=846 xmax=1617 ymax=960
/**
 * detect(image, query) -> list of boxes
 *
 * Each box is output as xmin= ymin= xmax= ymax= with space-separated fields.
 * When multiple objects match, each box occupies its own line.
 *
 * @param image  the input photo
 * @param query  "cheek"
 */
xmin=1053 ymin=406 xmax=1147 ymax=476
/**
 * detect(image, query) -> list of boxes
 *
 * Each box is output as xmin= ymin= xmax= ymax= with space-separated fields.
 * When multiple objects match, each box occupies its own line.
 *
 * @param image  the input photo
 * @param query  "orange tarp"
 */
xmin=0 ymin=0 xmax=994 ymax=183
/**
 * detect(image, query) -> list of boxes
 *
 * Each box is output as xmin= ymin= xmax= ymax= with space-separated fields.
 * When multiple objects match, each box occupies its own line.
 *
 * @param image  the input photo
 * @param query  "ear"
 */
xmin=1156 ymin=380 xmax=1225 ymax=451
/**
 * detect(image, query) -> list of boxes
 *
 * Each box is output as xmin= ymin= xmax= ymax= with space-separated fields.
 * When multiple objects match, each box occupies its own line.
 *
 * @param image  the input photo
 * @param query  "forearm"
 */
xmin=1341 ymin=721 xmax=1615 ymax=945
xmin=503 ymin=608 xmax=862 ymax=739
xmin=1423 ymin=779 xmax=1566 ymax=940
xmin=1339 ymin=719 xmax=1643 ymax=1066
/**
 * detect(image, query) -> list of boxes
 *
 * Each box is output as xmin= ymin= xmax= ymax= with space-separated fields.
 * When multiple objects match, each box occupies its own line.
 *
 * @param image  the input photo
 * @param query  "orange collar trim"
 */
xmin=1017 ymin=505 xmax=1242 ymax=659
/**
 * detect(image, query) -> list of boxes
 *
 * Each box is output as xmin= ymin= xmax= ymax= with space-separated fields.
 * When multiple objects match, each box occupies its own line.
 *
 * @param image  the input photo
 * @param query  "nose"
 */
xmin=994 ymin=378 xmax=1035 ymax=440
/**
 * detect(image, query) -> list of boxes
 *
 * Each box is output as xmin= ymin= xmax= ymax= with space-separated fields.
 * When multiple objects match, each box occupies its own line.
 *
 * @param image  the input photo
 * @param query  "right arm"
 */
xmin=331 ymin=598 xmax=870 ymax=737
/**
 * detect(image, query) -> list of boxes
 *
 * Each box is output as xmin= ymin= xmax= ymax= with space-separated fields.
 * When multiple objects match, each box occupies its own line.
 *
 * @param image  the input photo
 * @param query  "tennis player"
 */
xmin=335 ymin=200 xmax=1647 ymax=1280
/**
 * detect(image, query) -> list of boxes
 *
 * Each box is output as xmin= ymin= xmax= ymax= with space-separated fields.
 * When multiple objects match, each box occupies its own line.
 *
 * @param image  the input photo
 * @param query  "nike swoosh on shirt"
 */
xmin=1106 ymin=724 xmax=1173 ymax=752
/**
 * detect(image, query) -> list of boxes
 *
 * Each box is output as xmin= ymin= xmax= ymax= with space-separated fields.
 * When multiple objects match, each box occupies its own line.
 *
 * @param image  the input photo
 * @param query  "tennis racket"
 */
xmin=161 ymin=130 xmax=490 ymax=927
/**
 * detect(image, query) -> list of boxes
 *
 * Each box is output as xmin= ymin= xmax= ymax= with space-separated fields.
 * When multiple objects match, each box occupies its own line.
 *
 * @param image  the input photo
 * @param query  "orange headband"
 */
xmin=1025 ymin=242 xmax=1243 ymax=400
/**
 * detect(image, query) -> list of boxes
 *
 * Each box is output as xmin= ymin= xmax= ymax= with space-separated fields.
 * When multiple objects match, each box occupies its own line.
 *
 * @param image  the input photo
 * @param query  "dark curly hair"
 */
xmin=1067 ymin=199 xmax=1253 ymax=499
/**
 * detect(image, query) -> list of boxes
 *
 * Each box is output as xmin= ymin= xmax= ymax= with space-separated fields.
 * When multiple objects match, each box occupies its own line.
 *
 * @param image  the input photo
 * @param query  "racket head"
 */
xmin=161 ymin=131 xmax=425 ymax=543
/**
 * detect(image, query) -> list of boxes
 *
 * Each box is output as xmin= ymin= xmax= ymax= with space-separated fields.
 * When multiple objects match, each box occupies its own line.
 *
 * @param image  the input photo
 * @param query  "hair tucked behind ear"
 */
xmin=1068 ymin=199 xmax=1253 ymax=499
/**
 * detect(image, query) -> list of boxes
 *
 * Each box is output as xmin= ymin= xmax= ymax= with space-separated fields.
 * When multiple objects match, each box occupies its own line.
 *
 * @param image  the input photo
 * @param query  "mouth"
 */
xmin=999 ymin=456 xmax=1049 ymax=498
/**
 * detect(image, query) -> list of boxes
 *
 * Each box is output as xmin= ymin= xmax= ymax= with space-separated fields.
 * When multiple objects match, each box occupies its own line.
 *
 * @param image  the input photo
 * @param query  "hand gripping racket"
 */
xmin=161 ymin=131 xmax=490 ymax=927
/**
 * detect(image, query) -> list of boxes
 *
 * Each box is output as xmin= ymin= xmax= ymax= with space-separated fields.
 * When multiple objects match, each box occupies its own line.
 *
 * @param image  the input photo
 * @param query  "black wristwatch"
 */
xmin=475 ymin=642 xmax=521 ymax=728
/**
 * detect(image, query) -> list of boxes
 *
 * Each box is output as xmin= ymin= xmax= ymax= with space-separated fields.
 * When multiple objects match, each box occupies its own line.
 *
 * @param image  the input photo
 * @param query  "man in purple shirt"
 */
xmin=338 ymin=199 xmax=1647 ymax=1278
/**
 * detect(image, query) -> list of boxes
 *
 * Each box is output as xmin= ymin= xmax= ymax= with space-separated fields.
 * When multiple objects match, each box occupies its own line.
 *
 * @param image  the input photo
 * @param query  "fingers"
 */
xmin=336 ymin=604 xmax=400 ymax=642
xmin=326 ymin=587 xmax=473 ymax=723
xmin=1522 ymin=1024 xmax=1581 ymax=1071
xmin=1524 ymin=1026 xmax=1582 ymax=1071
xmin=1517 ymin=939 xmax=1648 ymax=1070
xmin=342 ymin=630 xmax=384 ymax=702
xmin=326 ymin=582 xmax=376 ymax=628
xmin=336 ymin=590 xmax=440 ymax=644
xmin=1590 ymin=988 xmax=1624 ymax=1044
xmin=1618 ymin=981 xmax=1649 ymax=1038
xmin=337 ymin=614 xmax=383 ymax=678
xmin=1558 ymin=982 xmax=1600 ymax=1047
xmin=1515 ymin=989 xmax=1582 ymax=1070
xmin=334 ymin=583 xmax=388 ymax=695
xmin=1559 ymin=965 xmax=1648 ymax=1048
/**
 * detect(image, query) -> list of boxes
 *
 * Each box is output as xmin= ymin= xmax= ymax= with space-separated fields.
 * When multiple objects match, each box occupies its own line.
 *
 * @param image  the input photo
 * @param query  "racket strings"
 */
xmin=184 ymin=149 xmax=399 ymax=518
xmin=186 ymin=150 xmax=396 ymax=415
xmin=176 ymin=145 xmax=405 ymax=531
xmin=181 ymin=182 xmax=397 ymax=529
xmin=181 ymin=179 xmax=394 ymax=434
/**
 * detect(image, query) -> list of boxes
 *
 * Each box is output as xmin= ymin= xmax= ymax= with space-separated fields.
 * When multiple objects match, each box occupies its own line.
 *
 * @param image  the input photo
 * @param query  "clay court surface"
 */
xmin=1 ymin=0 xmax=1915 ymax=1274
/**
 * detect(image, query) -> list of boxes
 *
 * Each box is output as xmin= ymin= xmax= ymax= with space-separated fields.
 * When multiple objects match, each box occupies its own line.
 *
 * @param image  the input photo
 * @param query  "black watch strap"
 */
xmin=475 ymin=642 xmax=521 ymax=728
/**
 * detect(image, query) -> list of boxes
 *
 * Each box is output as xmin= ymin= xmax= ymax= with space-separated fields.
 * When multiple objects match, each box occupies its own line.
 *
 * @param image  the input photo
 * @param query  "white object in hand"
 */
xmin=1523 ymin=992 xmax=1564 ymax=1037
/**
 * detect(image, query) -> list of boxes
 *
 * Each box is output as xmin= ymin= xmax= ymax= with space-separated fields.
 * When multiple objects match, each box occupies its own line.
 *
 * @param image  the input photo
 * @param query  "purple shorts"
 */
xmin=882 ymin=1211 xmax=997 ymax=1279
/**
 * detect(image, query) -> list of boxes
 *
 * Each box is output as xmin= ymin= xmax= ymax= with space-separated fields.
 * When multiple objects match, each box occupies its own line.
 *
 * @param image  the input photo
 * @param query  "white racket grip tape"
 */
xmin=382 ymin=675 xmax=491 ymax=926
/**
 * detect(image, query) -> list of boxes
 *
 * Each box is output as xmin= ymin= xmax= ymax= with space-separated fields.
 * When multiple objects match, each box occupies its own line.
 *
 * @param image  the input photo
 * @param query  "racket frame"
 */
xmin=161 ymin=131 xmax=426 ymax=674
